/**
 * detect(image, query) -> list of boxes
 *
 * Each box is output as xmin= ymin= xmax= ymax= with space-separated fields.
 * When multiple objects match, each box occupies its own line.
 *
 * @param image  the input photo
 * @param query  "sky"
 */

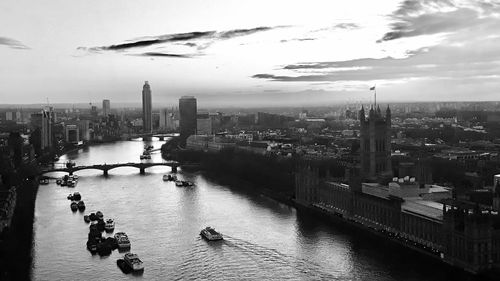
xmin=1 ymin=0 xmax=499 ymax=107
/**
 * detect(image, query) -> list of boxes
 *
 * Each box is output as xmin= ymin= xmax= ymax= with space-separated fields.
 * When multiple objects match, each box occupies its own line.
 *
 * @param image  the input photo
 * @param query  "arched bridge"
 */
xmin=41 ymin=161 xmax=179 ymax=176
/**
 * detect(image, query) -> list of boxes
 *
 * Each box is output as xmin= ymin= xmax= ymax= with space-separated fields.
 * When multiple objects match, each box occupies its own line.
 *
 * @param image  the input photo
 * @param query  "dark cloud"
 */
xmin=80 ymin=26 xmax=282 ymax=53
xmin=378 ymin=0 xmax=500 ymax=42
xmin=252 ymin=74 xmax=279 ymax=79
xmin=218 ymin=26 xmax=273 ymax=39
xmin=0 ymin=37 xmax=29 ymax=50
xmin=133 ymin=52 xmax=194 ymax=58
xmin=85 ymin=31 xmax=215 ymax=52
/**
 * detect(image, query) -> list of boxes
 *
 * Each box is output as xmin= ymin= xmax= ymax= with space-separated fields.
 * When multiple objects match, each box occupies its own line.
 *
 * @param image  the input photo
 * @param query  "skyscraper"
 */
xmin=31 ymin=108 xmax=53 ymax=152
xmin=142 ymin=81 xmax=152 ymax=133
xmin=159 ymin=108 xmax=168 ymax=130
xmin=179 ymin=96 xmax=197 ymax=142
xmin=359 ymin=105 xmax=392 ymax=180
xmin=102 ymin=99 xmax=110 ymax=116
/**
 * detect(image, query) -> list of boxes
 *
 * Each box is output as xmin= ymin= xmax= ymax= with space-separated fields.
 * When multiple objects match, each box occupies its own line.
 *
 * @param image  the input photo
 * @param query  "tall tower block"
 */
xmin=142 ymin=81 xmax=152 ymax=133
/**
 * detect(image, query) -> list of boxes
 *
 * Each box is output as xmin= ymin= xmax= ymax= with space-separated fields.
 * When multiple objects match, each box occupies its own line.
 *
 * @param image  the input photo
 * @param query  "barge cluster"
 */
xmin=61 ymin=181 xmax=144 ymax=274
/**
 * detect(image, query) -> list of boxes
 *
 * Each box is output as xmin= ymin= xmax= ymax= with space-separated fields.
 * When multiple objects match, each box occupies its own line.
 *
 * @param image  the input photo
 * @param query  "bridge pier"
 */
xmin=158 ymin=136 xmax=165 ymax=141
xmin=103 ymin=169 xmax=108 ymax=177
xmin=172 ymin=165 xmax=177 ymax=173
xmin=140 ymin=167 xmax=145 ymax=174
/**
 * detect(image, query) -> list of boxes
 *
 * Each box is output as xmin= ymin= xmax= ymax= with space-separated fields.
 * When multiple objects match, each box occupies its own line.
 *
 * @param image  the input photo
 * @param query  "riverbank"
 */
xmin=174 ymin=149 xmax=296 ymax=198
xmin=0 ymin=177 xmax=39 ymax=281
xmin=175 ymin=149 xmax=498 ymax=280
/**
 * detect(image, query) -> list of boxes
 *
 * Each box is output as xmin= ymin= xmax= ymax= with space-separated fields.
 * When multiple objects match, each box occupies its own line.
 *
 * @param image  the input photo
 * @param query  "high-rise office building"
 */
xmin=159 ymin=108 xmax=168 ymax=130
xmin=179 ymin=96 xmax=197 ymax=142
xmin=142 ymin=81 xmax=152 ymax=133
xmin=102 ymin=99 xmax=110 ymax=116
xmin=31 ymin=108 xmax=53 ymax=151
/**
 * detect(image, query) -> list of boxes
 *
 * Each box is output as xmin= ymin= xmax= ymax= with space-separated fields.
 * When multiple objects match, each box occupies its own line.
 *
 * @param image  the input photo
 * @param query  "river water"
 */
xmin=32 ymin=139 xmax=478 ymax=281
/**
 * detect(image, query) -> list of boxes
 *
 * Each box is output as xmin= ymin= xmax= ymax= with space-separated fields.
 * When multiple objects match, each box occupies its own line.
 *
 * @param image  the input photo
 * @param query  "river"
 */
xmin=32 ymin=139 xmax=479 ymax=280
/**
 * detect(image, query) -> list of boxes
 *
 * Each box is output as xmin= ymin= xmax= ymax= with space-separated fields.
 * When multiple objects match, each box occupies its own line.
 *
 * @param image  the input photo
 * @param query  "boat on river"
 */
xmin=200 ymin=226 xmax=223 ymax=241
xmin=70 ymin=201 xmax=78 ymax=212
xmin=86 ymin=240 xmax=98 ymax=253
xmin=114 ymin=232 xmax=131 ymax=249
xmin=89 ymin=212 xmax=98 ymax=221
xmin=39 ymin=178 xmax=49 ymax=185
xmin=123 ymin=253 xmax=144 ymax=271
xmin=89 ymin=221 xmax=98 ymax=231
xmin=97 ymin=219 xmax=105 ymax=232
xmin=77 ymin=200 xmax=85 ymax=211
xmin=163 ymin=174 xmax=177 ymax=181
xmin=117 ymin=259 xmax=132 ymax=274
xmin=105 ymin=219 xmax=115 ymax=232
xmin=175 ymin=180 xmax=194 ymax=187
xmin=67 ymin=192 xmax=81 ymax=201
xmin=96 ymin=211 xmax=103 ymax=220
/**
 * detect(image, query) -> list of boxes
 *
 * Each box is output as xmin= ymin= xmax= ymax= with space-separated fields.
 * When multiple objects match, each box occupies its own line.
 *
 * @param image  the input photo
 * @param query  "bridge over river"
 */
xmin=41 ymin=161 xmax=179 ymax=176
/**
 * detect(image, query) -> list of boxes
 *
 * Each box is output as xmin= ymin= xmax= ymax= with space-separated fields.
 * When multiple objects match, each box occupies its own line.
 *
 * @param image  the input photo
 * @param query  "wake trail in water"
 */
xmin=172 ymin=234 xmax=341 ymax=280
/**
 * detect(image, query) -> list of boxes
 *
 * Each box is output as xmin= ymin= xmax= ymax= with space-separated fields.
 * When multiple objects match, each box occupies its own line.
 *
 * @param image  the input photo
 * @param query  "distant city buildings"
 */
xmin=65 ymin=124 xmax=79 ymax=143
xmin=196 ymin=113 xmax=212 ymax=135
xmin=142 ymin=81 xmax=152 ymax=133
xmin=179 ymin=96 xmax=197 ymax=142
xmin=295 ymin=105 xmax=500 ymax=274
xmin=102 ymin=99 xmax=110 ymax=116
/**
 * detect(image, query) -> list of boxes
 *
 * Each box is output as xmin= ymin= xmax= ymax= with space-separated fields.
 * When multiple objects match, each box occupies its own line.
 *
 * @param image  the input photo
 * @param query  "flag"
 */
xmin=369 ymin=86 xmax=376 ymax=91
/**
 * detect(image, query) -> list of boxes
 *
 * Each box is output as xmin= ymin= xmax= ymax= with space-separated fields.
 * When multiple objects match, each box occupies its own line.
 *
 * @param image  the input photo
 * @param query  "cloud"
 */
xmin=79 ymin=26 xmax=284 ymax=55
xmin=217 ymin=26 xmax=273 ymax=39
xmin=0 ymin=36 xmax=29 ymax=50
xmin=333 ymin=23 xmax=360 ymax=29
xmin=132 ymin=52 xmax=194 ymax=58
xmin=84 ymin=31 xmax=215 ymax=52
xmin=280 ymin=38 xmax=316 ymax=43
xmin=252 ymin=34 xmax=500 ymax=83
xmin=378 ymin=0 xmax=500 ymax=42
xmin=311 ymin=22 xmax=360 ymax=33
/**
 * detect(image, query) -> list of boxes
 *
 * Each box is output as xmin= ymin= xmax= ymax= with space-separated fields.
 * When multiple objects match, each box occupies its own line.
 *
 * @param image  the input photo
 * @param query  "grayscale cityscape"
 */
xmin=1 ymin=1 xmax=500 ymax=280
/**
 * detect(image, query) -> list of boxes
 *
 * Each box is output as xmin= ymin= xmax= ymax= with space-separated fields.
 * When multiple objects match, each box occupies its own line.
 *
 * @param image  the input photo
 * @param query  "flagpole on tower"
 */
xmin=370 ymin=85 xmax=376 ymax=107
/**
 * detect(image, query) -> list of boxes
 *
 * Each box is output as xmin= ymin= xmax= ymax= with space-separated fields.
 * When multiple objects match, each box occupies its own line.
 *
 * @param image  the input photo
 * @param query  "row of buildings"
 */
xmin=0 ymin=187 xmax=16 ymax=235
xmin=295 ymin=106 xmax=500 ymax=274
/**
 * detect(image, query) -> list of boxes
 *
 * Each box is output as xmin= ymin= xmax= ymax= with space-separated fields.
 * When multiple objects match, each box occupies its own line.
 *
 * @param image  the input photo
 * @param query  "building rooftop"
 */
xmin=362 ymin=182 xmax=390 ymax=199
xmin=426 ymin=185 xmax=451 ymax=193
xmin=402 ymin=199 xmax=443 ymax=221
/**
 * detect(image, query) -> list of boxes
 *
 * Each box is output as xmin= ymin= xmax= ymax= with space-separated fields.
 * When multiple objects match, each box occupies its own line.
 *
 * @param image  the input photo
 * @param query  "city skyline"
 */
xmin=2 ymin=0 xmax=500 ymax=107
